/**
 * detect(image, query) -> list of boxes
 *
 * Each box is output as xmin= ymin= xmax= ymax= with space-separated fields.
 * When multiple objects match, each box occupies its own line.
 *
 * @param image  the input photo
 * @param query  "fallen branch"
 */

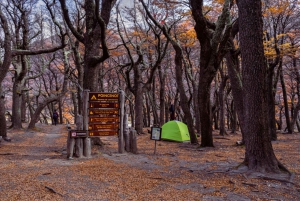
xmin=45 ymin=186 xmax=64 ymax=197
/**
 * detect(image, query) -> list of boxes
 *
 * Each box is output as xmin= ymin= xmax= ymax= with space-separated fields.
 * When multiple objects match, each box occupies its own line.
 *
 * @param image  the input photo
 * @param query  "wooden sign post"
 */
xmin=66 ymin=90 xmax=126 ymax=158
xmin=87 ymin=91 xmax=125 ymax=153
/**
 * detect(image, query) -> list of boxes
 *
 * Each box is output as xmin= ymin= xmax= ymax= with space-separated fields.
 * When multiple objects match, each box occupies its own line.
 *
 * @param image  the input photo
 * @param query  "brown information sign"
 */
xmin=89 ymin=117 xmax=119 ymax=123
xmin=88 ymin=92 xmax=120 ymax=137
xmin=89 ymin=102 xmax=119 ymax=108
xmin=89 ymin=124 xmax=119 ymax=130
xmin=89 ymin=131 xmax=118 ymax=136
xmin=89 ymin=93 xmax=119 ymax=101
xmin=89 ymin=109 xmax=119 ymax=115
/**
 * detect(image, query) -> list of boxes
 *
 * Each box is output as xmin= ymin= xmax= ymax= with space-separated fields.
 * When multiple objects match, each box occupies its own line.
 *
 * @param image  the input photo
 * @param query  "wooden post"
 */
xmin=82 ymin=90 xmax=91 ymax=157
xmin=124 ymin=114 xmax=130 ymax=152
xmin=84 ymin=138 xmax=91 ymax=157
xmin=75 ymin=115 xmax=83 ymax=158
xmin=66 ymin=131 xmax=75 ymax=159
xmin=75 ymin=138 xmax=83 ymax=158
xmin=130 ymin=129 xmax=138 ymax=154
xmin=118 ymin=90 xmax=125 ymax=153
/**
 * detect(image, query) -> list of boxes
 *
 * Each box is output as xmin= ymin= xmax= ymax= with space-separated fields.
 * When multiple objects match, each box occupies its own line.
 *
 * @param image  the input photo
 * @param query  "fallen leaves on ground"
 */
xmin=0 ymin=124 xmax=299 ymax=200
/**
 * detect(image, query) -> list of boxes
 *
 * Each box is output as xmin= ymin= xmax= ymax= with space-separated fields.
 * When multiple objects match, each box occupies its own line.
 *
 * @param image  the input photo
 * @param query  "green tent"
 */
xmin=161 ymin=121 xmax=190 ymax=142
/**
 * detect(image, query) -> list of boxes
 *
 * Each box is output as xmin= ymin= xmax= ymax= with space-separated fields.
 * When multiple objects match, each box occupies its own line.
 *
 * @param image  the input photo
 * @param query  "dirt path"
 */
xmin=0 ymin=125 xmax=299 ymax=200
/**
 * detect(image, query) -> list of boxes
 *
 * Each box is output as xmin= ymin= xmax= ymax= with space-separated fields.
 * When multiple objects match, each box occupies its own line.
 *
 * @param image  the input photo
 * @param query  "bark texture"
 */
xmin=238 ymin=0 xmax=280 ymax=172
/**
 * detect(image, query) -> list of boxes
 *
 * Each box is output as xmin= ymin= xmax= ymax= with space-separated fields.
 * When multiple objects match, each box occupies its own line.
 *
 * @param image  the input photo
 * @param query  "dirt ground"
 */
xmin=0 ymin=124 xmax=299 ymax=201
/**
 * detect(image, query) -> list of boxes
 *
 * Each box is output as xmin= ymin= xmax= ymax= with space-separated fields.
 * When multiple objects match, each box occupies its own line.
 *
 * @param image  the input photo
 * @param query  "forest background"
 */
xmin=0 ymin=0 xmax=299 ymax=175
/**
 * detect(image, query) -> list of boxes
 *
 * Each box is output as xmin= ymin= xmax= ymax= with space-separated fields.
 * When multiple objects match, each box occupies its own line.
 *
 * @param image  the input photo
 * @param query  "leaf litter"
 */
xmin=0 ymin=124 xmax=299 ymax=200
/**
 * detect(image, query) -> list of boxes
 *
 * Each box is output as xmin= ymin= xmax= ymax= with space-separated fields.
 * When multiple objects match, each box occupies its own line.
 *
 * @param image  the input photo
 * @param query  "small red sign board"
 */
xmin=89 ymin=131 xmax=118 ymax=136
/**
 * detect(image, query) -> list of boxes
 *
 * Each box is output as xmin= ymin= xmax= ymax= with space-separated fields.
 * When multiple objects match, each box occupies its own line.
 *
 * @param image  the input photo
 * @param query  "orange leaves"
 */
xmin=264 ymin=33 xmax=298 ymax=59
xmin=176 ymin=20 xmax=197 ymax=47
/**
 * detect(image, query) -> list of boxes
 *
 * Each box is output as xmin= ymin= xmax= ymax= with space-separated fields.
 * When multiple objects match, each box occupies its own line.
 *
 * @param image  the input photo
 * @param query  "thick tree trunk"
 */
xmin=12 ymin=84 xmax=22 ymax=129
xmin=238 ymin=0 xmax=281 ymax=173
xmin=134 ymin=85 xmax=144 ymax=134
xmin=199 ymin=77 xmax=214 ymax=146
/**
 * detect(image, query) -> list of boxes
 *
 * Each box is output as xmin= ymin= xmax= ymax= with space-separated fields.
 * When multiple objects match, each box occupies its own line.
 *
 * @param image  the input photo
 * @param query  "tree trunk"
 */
xmin=219 ymin=76 xmax=228 ymax=136
xmin=199 ymin=77 xmax=214 ymax=146
xmin=134 ymin=84 xmax=144 ymax=134
xmin=279 ymin=63 xmax=292 ymax=133
xmin=238 ymin=0 xmax=281 ymax=173
xmin=0 ymin=88 xmax=7 ymax=138
xmin=158 ymin=66 xmax=166 ymax=127
xmin=21 ymin=92 xmax=27 ymax=122
xmin=267 ymin=68 xmax=277 ymax=140
xmin=226 ymin=51 xmax=245 ymax=142
xmin=12 ymin=85 xmax=22 ymax=128
xmin=231 ymin=101 xmax=237 ymax=134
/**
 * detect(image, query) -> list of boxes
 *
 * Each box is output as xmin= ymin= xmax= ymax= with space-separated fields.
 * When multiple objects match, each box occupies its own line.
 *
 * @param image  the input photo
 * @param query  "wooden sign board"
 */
xmin=89 ymin=131 xmax=118 ymax=136
xmin=70 ymin=130 xmax=88 ymax=138
xmin=88 ymin=92 xmax=121 ymax=137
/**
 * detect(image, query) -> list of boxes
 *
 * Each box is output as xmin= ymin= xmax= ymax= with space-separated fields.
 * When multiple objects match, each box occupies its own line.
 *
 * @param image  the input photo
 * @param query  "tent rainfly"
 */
xmin=161 ymin=121 xmax=190 ymax=142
